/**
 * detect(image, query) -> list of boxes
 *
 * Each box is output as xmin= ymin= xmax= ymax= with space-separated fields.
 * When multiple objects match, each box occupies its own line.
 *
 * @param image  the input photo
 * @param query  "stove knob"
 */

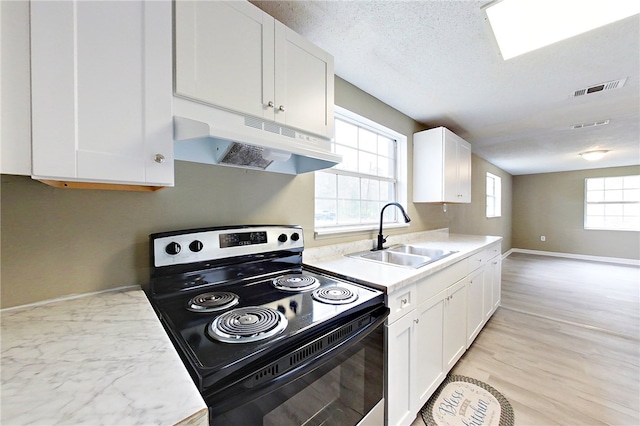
xmin=290 ymin=232 xmax=300 ymax=241
xmin=278 ymin=233 xmax=288 ymax=243
xmin=165 ymin=242 xmax=181 ymax=256
xmin=189 ymin=240 xmax=203 ymax=252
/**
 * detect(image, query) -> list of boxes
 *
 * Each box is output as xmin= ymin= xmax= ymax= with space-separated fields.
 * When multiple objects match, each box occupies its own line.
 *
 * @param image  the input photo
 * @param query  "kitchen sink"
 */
xmin=347 ymin=245 xmax=457 ymax=269
xmin=387 ymin=244 xmax=457 ymax=260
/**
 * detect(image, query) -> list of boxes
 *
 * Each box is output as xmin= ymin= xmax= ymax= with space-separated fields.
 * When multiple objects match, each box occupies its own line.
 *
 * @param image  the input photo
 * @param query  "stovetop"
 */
xmin=146 ymin=225 xmax=386 ymax=394
xmin=152 ymin=268 xmax=384 ymax=373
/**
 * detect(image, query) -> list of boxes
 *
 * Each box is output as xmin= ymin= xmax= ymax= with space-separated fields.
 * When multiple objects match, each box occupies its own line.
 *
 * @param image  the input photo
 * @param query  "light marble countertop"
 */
xmin=1 ymin=287 xmax=208 ymax=426
xmin=304 ymin=229 xmax=502 ymax=294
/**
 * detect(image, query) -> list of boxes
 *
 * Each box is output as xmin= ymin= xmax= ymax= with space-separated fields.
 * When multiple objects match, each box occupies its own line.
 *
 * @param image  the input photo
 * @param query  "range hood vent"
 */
xmin=572 ymin=78 xmax=627 ymax=97
xmin=173 ymin=97 xmax=341 ymax=175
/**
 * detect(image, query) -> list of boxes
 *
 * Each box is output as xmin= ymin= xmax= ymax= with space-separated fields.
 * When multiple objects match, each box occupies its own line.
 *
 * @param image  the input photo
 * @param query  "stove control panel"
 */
xmin=220 ymin=231 xmax=268 ymax=248
xmin=152 ymin=226 xmax=304 ymax=267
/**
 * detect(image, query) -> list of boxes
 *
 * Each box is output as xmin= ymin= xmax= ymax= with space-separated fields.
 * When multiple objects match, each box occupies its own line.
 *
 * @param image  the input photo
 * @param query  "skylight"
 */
xmin=484 ymin=0 xmax=640 ymax=60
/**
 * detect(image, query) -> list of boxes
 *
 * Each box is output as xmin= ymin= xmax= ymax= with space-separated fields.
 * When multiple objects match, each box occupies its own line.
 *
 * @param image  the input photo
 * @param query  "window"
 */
xmin=585 ymin=175 xmax=640 ymax=231
xmin=315 ymin=107 xmax=407 ymax=232
xmin=486 ymin=172 xmax=502 ymax=218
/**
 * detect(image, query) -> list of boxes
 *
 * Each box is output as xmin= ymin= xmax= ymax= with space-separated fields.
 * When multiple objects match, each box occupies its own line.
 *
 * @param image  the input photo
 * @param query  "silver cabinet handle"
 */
xmin=401 ymin=298 xmax=408 ymax=305
xmin=414 ymin=319 xmax=420 ymax=324
xmin=154 ymin=154 xmax=165 ymax=164
xmin=278 ymin=105 xmax=285 ymax=112
xmin=267 ymin=101 xmax=274 ymax=108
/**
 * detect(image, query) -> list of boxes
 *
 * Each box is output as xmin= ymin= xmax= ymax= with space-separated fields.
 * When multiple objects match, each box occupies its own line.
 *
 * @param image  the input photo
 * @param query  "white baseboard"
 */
xmin=508 ymin=248 xmax=640 ymax=266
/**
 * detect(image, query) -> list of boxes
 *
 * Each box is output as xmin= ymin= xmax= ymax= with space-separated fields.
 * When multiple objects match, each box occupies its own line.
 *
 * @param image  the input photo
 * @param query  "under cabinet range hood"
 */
xmin=173 ymin=98 xmax=341 ymax=175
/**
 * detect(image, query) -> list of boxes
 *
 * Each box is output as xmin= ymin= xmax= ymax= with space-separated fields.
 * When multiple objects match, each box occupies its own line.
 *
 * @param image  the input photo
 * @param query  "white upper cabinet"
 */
xmin=30 ymin=0 xmax=174 ymax=188
xmin=1 ymin=1 xmax=31 ymax=176
xmin=174 ymin=0 xmax=334 ymax=139
xmin=175 ymin=1 xmax=270 ymax=121
xmin=413 ymin=127 xmax=471 ymax=203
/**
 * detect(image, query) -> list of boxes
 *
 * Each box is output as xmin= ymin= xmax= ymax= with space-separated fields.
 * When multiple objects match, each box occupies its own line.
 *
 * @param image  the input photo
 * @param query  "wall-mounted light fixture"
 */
xmin=579 ymin=150 xmax=609 ymax=161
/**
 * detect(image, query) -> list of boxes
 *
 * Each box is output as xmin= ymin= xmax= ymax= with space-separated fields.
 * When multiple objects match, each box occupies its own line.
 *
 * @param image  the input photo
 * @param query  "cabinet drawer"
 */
xmin=417 ymin=259 xmax=468 ymax=303
xmin=468 ymin=243 xmax=501 ymax=273
xmin=386 ymin=284 xmax=416 ymax=324
xmin=486 ymin=243 xmax=501 ymax=260
xmin=468 ymin=250 xmax=486 ymax=272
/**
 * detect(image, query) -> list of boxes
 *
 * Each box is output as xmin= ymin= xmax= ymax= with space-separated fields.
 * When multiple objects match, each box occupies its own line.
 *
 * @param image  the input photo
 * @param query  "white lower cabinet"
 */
xmin=387 ymin=289 xmax=448 ymax=426
xmin=385 ymin=242 xmax=502 ymax=426
xmin=466 ymin=267 xmax=485 ymax=347
xmin=442 ymin=279 xmax=467 ymax=371
xmin=466 ymin=242 xmax=502 ymax=347
xmin=386 ymin=279 xmax=467 ymax=426
xmin=386 ymin=308 xmax=417 ymax=426
xmin=487 ymin=254 xmax=502 ymax=317
xmin=415 ymin=291 xmax=445 ymax=409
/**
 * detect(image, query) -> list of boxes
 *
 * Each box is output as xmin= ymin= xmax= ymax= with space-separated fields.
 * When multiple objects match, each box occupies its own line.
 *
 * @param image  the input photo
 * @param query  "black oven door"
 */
xmin=207 ymin=305 xmax=388 ymax=426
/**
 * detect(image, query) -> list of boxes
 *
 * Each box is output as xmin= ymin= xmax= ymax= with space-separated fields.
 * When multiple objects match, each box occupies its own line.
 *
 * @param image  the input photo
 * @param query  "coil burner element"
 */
xmin=187 ymin=292 xmax=240 ymax=313
xmin=312 ymin=286 xmax=359 ymax=305
xmin=208 ymin=307 xmax=288 ymax=343
xmin=272 ymin=274 xmax=320 ymax=292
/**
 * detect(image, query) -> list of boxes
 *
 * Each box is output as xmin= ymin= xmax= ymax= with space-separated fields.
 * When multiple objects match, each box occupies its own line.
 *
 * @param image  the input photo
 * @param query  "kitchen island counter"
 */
xmin=304 ymin=229 xmax=502 ymax=293
xmin=1 ymin=286 xmax=208 ymax=425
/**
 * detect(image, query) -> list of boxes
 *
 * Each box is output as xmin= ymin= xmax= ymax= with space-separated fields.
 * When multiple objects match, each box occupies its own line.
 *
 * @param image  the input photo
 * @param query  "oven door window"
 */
xmin=210 ymin=324 xmax=384 ymax=426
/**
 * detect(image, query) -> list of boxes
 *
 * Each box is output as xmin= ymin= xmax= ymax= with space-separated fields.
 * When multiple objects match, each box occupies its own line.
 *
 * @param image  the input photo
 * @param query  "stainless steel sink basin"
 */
xmin=346 ymin=245 xmax=457 ymax=269
xmin=356 ymin=250 xmax=430 ymax=268
xmin=387 ymin=244 xmax=457 ymax=260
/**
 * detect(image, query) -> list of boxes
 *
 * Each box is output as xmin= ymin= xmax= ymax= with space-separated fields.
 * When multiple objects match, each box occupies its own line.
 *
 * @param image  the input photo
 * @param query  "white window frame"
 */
xmin=314 ymin=106 xmax=408 ymax=236
xmin=584 ymin=175 xmax=640 ymax=231
xmin=486 ymin=172 xmax=502 ymax=218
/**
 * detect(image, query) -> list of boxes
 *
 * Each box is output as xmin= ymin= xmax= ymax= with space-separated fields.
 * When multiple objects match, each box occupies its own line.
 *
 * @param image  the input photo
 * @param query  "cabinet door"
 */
xmin=30 ymin=0 xmax=173 ymax=186
xmin=443 ymin=279 xmax=467 ymax=371
xmin=457 ymin=140 xmax=472 ymax=202
xmin=274 ymin=22 xmax=334 ymax=138
xmin=386 ymin=312 xmax=416 ymax=426
xmin=415 ymin=291 xmax=446 ymax=411
xmin=414 ymin=127 xmax=471 ymax=203
xmin=489 ymin=255 xmax=502 ymax=316
xmin=466 ymin=267 xmax=485 ymax=347
xmin=175 ymin=0 xmax=274 ymax=120
xmin=442 ymin=134 xmax=459 ymax=202
xmin=1 ymin=1 xmax=31 ymax=175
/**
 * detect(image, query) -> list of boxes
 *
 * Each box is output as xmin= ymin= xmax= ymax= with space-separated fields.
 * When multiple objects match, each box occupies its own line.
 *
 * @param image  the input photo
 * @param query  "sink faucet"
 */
xmin=375 ymin=202 xmax=411 ymax=251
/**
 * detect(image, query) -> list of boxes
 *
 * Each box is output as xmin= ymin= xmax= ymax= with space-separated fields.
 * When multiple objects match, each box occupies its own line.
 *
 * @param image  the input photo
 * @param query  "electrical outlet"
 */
xmin=540 ymin=236 xmax=546 ymax=242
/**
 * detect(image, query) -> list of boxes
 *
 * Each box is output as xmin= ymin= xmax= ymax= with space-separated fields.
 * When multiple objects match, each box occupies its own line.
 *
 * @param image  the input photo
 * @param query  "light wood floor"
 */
xmin=412 ymin=253 xmax=640 ymax=426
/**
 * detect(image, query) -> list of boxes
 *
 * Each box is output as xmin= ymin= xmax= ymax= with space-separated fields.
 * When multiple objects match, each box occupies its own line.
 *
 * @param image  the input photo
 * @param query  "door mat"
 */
xmin=420 ymin=375 xmax=514 ymax=426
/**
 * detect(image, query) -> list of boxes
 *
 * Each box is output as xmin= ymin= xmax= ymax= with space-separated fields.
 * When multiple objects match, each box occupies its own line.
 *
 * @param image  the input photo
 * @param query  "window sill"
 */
xmin=584 ymin=227 xmax=639 ymax=232
xmin=314 ymin=222 xmax=410 ymax=239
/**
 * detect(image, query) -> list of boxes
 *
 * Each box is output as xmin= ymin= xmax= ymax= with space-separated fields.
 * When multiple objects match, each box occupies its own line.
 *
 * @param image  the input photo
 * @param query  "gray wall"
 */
xmin=1 ymin=75 xmax=511 ymax=308
xmin=0 ymin=2 xmax=511 ymax=308
xmin=449 ymin=154 xmax=513 ymax=253
xmin=512 ymin=165 xmax=640 ymax=259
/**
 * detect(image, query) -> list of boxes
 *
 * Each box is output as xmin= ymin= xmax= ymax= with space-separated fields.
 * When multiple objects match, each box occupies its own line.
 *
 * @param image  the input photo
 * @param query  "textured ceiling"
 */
xmin=250 ymin=0 xmax=640 ymax=175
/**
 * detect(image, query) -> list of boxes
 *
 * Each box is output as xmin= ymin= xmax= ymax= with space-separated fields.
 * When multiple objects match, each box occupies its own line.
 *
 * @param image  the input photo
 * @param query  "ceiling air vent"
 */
xmin=572 ymin=78 xmax=627 ymax=97
xmin=571 ymin=119 xmax=610 ymax=130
